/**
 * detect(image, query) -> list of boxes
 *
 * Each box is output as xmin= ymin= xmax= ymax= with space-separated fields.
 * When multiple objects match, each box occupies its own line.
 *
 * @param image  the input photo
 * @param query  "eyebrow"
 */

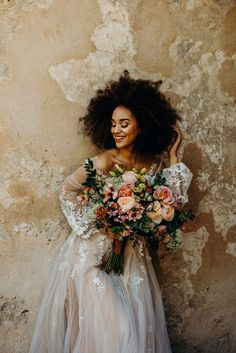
xmin=111 ymin=118 xmax=130 ymax=122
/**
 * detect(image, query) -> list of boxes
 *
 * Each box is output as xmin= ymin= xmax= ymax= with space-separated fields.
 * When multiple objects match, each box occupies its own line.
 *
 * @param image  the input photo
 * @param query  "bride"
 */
xmin=29 ymin=71 xmax=193 ymax=353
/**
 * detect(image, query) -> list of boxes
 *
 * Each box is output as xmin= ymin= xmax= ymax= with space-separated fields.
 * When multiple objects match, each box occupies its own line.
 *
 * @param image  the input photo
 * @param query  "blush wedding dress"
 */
xmin=29 ymin=160 xmax=193 ymax=353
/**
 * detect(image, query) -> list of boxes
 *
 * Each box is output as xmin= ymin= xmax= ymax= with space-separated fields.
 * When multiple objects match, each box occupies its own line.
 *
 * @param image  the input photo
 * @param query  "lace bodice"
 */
xmin=59 ymin=162 xmax=193 ymax=239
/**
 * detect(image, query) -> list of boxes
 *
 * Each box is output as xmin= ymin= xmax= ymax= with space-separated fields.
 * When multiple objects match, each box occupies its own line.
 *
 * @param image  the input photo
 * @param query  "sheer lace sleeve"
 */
xmin=59 ymin=163 xmax=96 ymax=239
xmin=162 ymin=162 xmax=193 ymax=209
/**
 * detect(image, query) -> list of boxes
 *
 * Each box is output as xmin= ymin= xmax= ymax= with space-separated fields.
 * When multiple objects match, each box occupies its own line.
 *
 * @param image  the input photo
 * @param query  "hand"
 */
xmin=167 ymin=125 xmax=182 ymax=157
xmin=98 ymin=227 xmax=117 ymax=240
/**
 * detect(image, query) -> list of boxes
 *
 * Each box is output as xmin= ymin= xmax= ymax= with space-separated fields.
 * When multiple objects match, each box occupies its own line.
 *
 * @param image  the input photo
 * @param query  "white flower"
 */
xmin=122 ymin=171 xmax=137 ymax=185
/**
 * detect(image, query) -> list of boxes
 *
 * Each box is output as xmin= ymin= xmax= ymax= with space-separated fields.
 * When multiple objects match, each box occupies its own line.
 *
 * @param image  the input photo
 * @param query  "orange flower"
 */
xmin=118 ymin=183 xmax=134 ymax=197
xmin=96 ymin=206 xmax=107 ymax=219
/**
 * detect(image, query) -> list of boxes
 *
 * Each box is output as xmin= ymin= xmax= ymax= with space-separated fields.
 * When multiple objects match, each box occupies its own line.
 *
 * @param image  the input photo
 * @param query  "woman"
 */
xmin=29 ymin=71 xmax=193 ymax=353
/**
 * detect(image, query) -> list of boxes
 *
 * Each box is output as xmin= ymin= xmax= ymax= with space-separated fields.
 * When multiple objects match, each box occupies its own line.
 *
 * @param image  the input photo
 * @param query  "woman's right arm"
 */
xmin=59 ymin=165 xmax=87 ymax=207
xmin=59 ymin=154 xmax=110 ymax=238
xmin=59 ymin=163 xmax=96 ymax=239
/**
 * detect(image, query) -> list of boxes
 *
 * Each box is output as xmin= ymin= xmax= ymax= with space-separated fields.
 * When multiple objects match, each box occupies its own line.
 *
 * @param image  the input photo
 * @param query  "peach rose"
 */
xmin=118 ymin=183 xmax=134 ymax=197
xmin=161 ymin=206 xmax=175 ymax=221
xmin=117 ymin=196 xmax=135 ymax=212
xmin=122 ymin=171 xmax=137 ymax=185
xmin=147 ymin=201 xmax=162 ymax=224
xmin=153 ymin=201 xmax=161 ymax=212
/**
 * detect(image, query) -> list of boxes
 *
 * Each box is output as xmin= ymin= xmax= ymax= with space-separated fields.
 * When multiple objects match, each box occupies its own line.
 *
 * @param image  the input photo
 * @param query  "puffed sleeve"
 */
xmin=162 ymin=162 xmax=193 ymax=209
xmin=59 ymin=162 xmax=96 ymax=239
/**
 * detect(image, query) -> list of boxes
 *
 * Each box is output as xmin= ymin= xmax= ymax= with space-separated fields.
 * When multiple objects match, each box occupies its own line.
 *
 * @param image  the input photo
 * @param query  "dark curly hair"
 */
xmin=80 ymin=70 xmax=181 ymax=155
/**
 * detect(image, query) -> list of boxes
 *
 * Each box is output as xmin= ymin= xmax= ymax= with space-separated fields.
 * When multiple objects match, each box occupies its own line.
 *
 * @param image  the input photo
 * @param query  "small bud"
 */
xmin=114 ymin=164 xmax=124 ymax=173
xmin=140 ymin=175 xmax=145 ymax=182
xmin=140 ymin=168 xmax=147 ymax=174
xmin=109 ymin=171 xmax=116 ymax=177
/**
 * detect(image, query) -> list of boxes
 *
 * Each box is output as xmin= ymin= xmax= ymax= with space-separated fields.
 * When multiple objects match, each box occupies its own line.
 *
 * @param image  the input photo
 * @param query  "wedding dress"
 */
xmin=29 ymin=161 xmax=193 ymax=353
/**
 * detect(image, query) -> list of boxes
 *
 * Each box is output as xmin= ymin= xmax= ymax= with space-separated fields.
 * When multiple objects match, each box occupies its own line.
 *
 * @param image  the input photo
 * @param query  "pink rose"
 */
xmin=154 ymin=186 xmax=175 ymax=207
xmin=161 ymin=206 xmax=175 ymax=221
xmin=154 ymin=186 xmax=173 ymax=200
xmin=118 ymin=183 xmax=134 ymax=197
xmin=117 ymin=196 xmax=135 ymax=212
xmin=122 ymin=171 xmax=137 ymax=185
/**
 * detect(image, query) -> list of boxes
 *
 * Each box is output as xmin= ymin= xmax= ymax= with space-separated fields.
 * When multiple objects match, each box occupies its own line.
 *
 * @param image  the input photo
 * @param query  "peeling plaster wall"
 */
xmin=0 ymin=1 xmax=235 ymax=352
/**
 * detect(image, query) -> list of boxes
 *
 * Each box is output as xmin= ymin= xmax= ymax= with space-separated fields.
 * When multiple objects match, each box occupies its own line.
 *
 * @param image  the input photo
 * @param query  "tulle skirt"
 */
xmin=29 ymin=231 xmax=172 ymax=353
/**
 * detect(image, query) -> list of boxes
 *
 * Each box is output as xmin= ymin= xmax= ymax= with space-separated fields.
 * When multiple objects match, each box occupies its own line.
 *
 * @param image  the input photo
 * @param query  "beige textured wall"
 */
xmin=0 ymin=1 xmax=235 ymax=352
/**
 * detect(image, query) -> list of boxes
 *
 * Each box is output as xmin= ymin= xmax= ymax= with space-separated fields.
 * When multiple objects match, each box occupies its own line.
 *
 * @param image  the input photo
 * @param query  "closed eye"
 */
xmin=111 ymin=122 xmax=129 ymax=128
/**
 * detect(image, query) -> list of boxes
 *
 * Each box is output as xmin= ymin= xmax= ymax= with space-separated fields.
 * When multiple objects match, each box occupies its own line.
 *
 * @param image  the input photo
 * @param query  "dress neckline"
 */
xmin=96 ymin=157 xmax=162 ymax=178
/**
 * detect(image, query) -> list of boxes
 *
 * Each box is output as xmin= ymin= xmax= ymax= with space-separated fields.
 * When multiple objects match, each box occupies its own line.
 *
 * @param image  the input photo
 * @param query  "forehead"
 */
xmin=111 ymin=105 xmax=135 ymax=121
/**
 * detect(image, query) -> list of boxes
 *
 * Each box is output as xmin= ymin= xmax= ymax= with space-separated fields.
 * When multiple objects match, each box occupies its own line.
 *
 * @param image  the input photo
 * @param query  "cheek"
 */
xmin=126 ymin=124 xmax=139 ymax=139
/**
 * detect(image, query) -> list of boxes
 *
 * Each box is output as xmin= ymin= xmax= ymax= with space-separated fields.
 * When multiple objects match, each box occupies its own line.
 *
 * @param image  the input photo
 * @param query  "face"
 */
xmin=111 ymin=106 xmax=140 ymax=149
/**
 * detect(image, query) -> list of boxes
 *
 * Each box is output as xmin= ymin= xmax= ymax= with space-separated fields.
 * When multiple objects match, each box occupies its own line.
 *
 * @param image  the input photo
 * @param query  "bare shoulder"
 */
xmin=91 ymin=149 xmax=117 ymax=173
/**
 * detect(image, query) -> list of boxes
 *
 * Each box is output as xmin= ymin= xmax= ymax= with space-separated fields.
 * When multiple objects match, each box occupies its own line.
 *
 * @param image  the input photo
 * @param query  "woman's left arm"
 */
xmin=167 ymin=124 xmax=182 ymax=166
xmin=164 ymin=125 xmax=193 ymax=208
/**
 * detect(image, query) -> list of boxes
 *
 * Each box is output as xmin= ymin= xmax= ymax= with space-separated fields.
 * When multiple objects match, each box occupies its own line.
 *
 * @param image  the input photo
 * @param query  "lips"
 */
xmin=114 ymin=136 xmax=126 ymax=142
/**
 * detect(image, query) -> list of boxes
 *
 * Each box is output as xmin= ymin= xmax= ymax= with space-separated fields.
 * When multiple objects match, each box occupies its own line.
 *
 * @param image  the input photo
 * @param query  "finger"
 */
xmin=171 ymin=124 xmax=181 ymax=133
xmin=172 ymin=125 xmax=182 ymax=140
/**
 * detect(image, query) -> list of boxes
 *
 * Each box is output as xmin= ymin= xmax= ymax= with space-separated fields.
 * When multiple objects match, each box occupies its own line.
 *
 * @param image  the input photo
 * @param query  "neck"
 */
xmin=117 ymin=147 xmax=138 ymax=168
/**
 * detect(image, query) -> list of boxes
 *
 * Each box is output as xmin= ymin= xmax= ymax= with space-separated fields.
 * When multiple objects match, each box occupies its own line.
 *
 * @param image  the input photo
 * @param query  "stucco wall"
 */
xmin=0 ymin=1 xmax=235 ymax=352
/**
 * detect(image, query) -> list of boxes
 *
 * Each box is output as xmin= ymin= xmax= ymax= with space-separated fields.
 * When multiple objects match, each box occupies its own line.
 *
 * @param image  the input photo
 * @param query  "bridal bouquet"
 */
xmin=80 ymin=159 xmax=194 ymax=275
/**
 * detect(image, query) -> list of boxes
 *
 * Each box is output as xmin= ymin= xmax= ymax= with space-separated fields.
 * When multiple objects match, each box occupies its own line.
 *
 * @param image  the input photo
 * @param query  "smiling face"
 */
xmin=111 ymin=106 xmax=140 ymax=150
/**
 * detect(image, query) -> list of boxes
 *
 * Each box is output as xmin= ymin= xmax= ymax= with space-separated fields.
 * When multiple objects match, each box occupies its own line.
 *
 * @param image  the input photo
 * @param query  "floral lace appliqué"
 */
xmin=59 ymin=191 xmax=95 ymax=239
xmin=96 ymin=235 xmax=106 ymax=264
xmin=129 ymin=276 xmax=144 ymax=294
xmin=137 ymin=239 xmax=145 ymax=257
xmin=69 ymin=242 xmax=89 ymax=278
xmin=92 ymin=276 xmax=105 ymax=294
xmin=70 ymin=264 xmax=80 ymax=279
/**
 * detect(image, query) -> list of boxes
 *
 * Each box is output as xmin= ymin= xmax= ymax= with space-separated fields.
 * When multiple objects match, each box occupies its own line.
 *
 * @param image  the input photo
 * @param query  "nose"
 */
xmin=112 ymin=124 xmax=121 ymax=134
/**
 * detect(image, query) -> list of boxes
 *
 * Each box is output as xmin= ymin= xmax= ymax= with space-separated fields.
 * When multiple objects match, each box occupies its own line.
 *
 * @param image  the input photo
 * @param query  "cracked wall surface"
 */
xmin=0 ymin=1 xmax=235 ymax=352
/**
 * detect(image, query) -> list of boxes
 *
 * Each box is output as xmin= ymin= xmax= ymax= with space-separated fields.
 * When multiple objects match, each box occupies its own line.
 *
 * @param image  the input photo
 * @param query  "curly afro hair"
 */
xmin=80 ymin=70 xmax=181 ymax=155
